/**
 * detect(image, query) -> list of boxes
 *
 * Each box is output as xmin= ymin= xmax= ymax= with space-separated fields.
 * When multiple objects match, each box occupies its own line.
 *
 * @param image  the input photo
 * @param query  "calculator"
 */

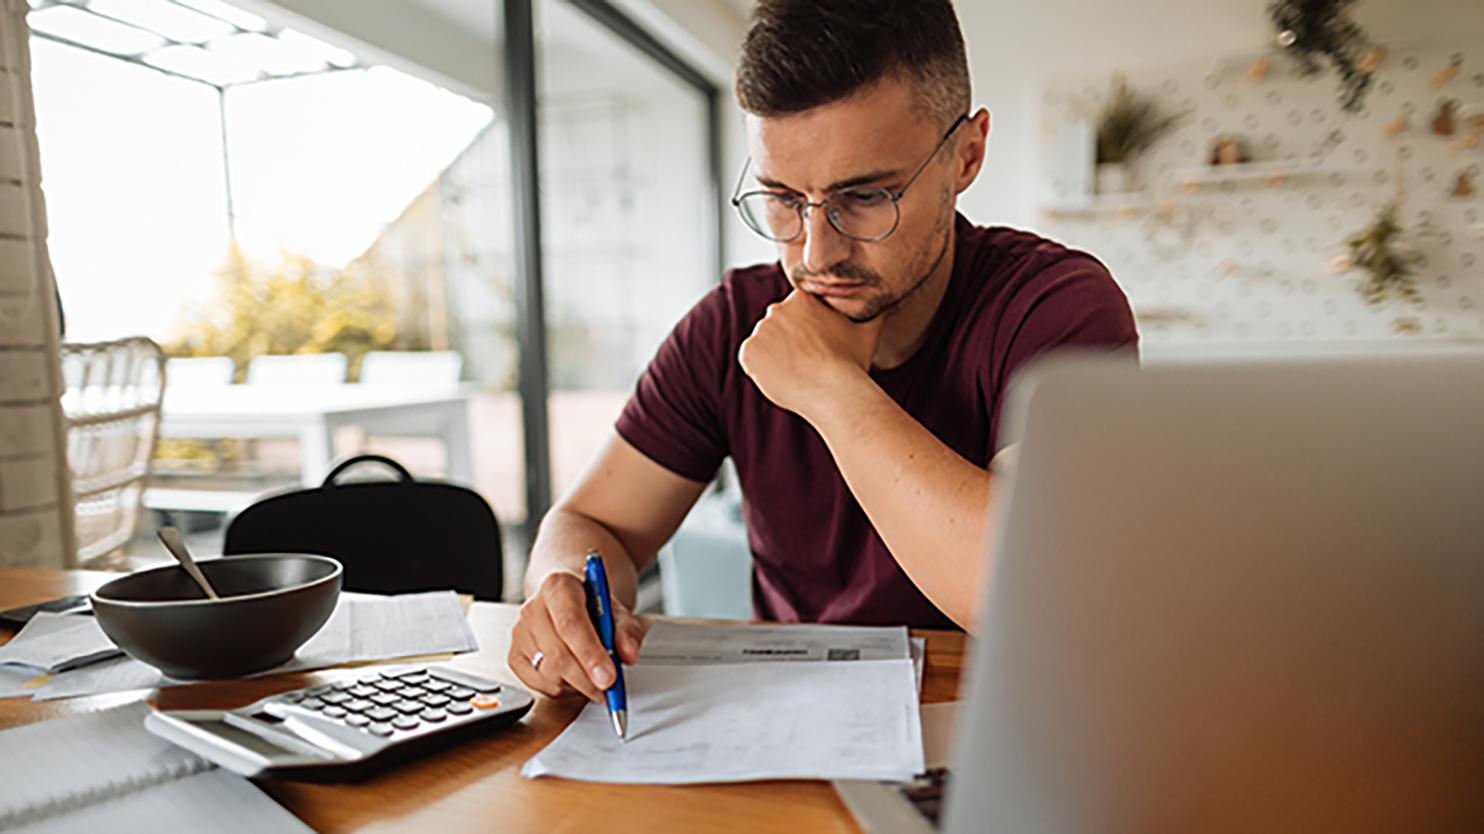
xmin=144 ymin=665 xmax=533 ymax=781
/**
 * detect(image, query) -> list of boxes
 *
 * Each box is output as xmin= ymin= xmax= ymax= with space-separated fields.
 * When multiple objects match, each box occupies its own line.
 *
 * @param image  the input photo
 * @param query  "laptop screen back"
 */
xmin=944 ymin=355 xmax=1484 ymax=833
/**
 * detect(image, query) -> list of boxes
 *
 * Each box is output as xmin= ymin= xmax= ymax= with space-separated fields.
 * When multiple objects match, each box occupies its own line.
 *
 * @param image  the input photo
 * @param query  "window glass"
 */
xmin=536 ymin=0 xmax=714 ymax=500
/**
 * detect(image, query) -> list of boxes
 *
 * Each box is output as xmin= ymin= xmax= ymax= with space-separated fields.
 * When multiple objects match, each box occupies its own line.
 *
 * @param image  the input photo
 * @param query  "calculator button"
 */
xmin=379 ymin=670 xmax=406 ymax=679
xmin=370 ymin=693 xmax=398 ymax=706
xmin=331 ymin=681 xmax=357 ymax=691
xmin=345 ymin=699 xmax=375 ymax=713
xmin=374 ymin=679 xmax=404 ymax=691
xmin=349 ymin=685 xmax=378 ymax=698
xmin=392 ymin=715 xmax=420 ymax=731
xmin=300 ymin=697 xmax=325 ymax=710
xmin=357 ymin=673 xmax=382 ymax=685
xmin=278 ymin=692 xmax=305 ymax=703
xmin=395 ymin=686 xmax=425 ymax=700
xmin=393 ymin=700 xmax=424 ymax=714
xmin=306 ymin=685 xmax=334 ymax=696
xmin=398 ymin=672 xmax=431 ymax=685
xmin=471 ymin=694 xmax=501 ymax=710
xmin=446 ymin=701 xmax=473 ymax=715
xmin=369 ymin=722 xmax=394 ymax=736
xmin=420 ymin=708 xmax=447 ymax=723
xmin=418 ymin=693 xmax=451 ymax=707
xmin=323 ymin=706 xmax=348 ymax=719
xmin=365 ymin=706 xmax=397 ymax=722
xmin=445 ymin=686 xmax=475 ymax=701
xmin=422 ymin=679 xmax=451 ymax=692
xmin=428 ymin=668 xmax=503 ymax=694
xmin=321 ymin=692 xmax=351 ymax=705
xmin=345 ymin=714 xmax=370 ymax=728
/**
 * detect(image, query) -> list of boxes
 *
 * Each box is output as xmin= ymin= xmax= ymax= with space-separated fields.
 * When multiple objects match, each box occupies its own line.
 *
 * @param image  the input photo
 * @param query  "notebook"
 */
xmin=0 ymin=701 xmax=313 ymax=832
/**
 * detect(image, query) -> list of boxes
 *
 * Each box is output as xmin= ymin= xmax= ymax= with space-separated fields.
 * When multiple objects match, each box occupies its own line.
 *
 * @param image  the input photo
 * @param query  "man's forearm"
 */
xmin=526 ymin=506 xmax=643 ymax=608
xmin=803 ymin=373 xmax=995 ymax=629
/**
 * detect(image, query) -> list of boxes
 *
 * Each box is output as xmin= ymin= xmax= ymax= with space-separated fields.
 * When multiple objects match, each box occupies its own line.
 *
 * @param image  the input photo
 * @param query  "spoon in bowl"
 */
xmin=157 ymin=527 xmax=221 ymax=600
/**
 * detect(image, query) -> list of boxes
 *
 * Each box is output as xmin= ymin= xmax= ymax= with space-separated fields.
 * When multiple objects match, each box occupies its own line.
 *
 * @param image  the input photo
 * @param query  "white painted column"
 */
xmin=0 ymin=0 xmax=74 ymax=568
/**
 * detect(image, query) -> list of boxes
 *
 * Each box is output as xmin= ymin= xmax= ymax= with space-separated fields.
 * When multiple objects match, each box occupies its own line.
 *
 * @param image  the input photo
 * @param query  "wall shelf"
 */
xmin=1172 ymin=160 xmax=1322 ymax=187
xmin=1041 ymin=196 xmax=1151 ymax=218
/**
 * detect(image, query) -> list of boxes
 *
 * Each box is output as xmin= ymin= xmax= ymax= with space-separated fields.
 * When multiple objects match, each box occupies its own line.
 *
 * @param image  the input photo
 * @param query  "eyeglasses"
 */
xmin=731 ymin=113 xmax=968 ymax=243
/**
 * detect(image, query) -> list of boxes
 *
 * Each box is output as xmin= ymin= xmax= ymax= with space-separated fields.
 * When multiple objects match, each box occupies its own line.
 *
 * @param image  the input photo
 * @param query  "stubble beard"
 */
xmin=788 ymin=188 xmax=956 ymax=324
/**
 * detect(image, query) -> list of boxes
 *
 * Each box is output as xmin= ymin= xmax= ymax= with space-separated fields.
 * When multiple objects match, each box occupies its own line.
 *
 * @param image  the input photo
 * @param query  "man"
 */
xmin=510 ymin=0 xmax=1136 ymax=703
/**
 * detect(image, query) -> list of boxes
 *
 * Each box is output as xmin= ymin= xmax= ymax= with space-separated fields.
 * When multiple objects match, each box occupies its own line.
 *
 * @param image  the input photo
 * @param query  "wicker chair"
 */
xmin=60 ymin=337 xmax=166 ymax=566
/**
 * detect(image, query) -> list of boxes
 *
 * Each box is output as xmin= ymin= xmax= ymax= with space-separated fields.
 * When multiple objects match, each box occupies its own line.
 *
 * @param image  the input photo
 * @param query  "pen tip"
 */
xmin=614 ymin=710 xmax=627 ymax=741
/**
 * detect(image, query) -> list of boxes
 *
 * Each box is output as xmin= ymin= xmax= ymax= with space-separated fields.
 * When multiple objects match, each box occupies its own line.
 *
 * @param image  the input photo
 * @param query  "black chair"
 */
xmin=223 ymin=454 xmax=503 ymax=600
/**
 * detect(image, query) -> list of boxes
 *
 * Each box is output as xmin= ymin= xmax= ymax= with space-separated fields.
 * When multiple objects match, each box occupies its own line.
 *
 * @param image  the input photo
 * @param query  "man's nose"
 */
xmin=799 ymin=202 xmax=852 ymax=274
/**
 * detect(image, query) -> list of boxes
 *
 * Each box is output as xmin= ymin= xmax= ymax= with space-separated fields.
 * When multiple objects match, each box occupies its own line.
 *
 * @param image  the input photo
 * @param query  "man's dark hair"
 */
xmin=735 ymin=0 xmax=971 ymax=130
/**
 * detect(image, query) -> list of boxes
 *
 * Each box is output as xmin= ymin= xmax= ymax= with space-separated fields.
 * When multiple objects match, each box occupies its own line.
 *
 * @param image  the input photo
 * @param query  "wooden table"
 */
xmin=0 ymin=569 xmax=965 ymax=833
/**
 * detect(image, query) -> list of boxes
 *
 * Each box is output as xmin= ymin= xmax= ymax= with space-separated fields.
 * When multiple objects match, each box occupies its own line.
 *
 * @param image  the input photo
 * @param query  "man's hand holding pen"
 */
xmin=509 ymin=563 xmax=645 ymax=705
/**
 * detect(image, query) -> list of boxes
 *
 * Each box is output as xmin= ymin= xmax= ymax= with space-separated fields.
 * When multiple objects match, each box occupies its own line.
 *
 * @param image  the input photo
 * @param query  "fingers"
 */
xmin=614 ymin=609 xmax=649 ymax=666
xmin=508 ymin=572 xmax=621 ymax=703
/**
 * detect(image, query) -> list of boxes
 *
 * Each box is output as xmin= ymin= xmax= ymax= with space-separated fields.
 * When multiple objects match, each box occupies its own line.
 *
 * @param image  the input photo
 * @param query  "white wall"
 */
xmin=638 ymin=0 xmax=1484 ymax=236
xmin=956 ymin=0 xmax=1484 ymax=230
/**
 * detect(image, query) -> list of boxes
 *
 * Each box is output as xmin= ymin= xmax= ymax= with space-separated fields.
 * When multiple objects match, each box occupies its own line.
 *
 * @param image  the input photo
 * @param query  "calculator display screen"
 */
xmin=191 ymin=720 xmax=301 ymax=760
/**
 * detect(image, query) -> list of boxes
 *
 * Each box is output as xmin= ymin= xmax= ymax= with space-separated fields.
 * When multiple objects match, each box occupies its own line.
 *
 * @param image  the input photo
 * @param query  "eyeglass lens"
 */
xmin=737 ymin=187 xmax=899 ymax=243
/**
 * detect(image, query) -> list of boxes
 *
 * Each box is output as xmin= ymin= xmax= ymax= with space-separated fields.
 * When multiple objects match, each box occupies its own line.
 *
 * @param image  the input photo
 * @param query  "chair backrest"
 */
xmin=359 ymin=351 xmax=463 ymax=387
xmin=222 ymin=454 xmax=503 ymax=600
xmin=247 ymin=353 xmax=347 ymax=386
xmin=165 ymin=356 xmax=234 ymax=387
xmin=61 ymin=337 xmax=166 ymax=564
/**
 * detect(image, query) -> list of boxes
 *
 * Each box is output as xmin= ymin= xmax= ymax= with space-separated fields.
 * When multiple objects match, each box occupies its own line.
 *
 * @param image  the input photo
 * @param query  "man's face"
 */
xmin=745 ymin=76 xmax=962 ymax=323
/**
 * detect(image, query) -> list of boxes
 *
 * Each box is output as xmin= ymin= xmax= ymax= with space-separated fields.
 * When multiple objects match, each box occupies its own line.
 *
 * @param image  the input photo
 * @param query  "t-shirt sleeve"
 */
xmin=613 ymin=284 xmax=733 ymax=484
xmin=991 ymin=253 xmax=1138 ymax=441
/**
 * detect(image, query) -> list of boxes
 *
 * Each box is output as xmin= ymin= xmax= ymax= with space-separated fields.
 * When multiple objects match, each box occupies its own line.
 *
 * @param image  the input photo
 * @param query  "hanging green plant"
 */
xmin=1335 ymin=203 xmax=1424 ymax=305
xmin=1268 ymin=0 xmax=1374 ymax=112
xmin=1095 ymin=75 xmax=1184 ymax=165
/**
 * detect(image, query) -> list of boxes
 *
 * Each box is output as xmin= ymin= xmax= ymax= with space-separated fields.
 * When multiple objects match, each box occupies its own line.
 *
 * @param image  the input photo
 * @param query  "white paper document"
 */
xmin=639 ymin=620 xmax=927 ymax=693
xmin=30 ymin=591 xmax=477 ymax=701
xmin=0 ymin=664 xmax=47 ymax=700
xmin=0 ymin=612 xmax=121 ymax=673
xmin=638 ymin=620 xmax=911 ymax=664
xmin=283 ymin=590 xmax=478 ymax=671
xmin=523 ymin=622 xmax=924 ymax=784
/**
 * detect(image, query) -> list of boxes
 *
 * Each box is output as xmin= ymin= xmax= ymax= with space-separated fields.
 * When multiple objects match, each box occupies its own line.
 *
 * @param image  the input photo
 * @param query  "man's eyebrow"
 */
xmin=754 ymin=168 xmax=903 ymax=194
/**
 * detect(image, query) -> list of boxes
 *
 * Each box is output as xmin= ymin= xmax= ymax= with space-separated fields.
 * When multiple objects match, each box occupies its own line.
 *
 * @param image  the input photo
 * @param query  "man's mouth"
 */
xmin=799 ymin=279 xmax=867 ymax=297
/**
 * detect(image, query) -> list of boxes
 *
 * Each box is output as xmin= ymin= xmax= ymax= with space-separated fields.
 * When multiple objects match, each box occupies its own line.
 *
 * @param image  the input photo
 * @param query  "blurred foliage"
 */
xmin=166 ymin=247 xmax=414 ymax=382
xmin=1342 ymin=202 xmax=1422 ymax=306
xmin=1095 ymin=74 xmax=1186 ymax=165
xmin=1269 ymin=0 xmax=1373 ymax=112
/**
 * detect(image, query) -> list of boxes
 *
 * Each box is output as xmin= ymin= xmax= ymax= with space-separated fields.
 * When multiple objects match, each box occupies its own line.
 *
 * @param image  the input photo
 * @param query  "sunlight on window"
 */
xmin=226 ymin=67 xmax=494 ymax=266
xmin=88 ymin=0 xmax=234 ymax=44
xmin=33 ymin=30 xmax=493 ymax=343
xmin=29 ymin=5 xmax=164 ymax=55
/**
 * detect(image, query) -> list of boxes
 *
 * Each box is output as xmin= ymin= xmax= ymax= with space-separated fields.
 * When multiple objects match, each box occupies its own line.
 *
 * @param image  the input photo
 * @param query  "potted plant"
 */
xmin=1095 ymin=75 xmax=1184 ymax=194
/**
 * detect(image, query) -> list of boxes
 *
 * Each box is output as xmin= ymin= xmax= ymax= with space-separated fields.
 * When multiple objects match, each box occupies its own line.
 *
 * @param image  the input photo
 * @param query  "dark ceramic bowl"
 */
xmin=91 ymin=554 xmax=342 ymax=680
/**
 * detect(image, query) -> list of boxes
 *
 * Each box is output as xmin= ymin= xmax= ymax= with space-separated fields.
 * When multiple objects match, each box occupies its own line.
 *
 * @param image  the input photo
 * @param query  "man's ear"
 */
xmin=954 ymin=108 xmax=991 ymax=194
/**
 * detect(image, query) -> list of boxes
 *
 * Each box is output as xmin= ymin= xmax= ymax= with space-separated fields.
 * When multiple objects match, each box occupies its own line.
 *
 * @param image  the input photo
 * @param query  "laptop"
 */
xmin=839 ymin=353 xmax=1484 ymax=833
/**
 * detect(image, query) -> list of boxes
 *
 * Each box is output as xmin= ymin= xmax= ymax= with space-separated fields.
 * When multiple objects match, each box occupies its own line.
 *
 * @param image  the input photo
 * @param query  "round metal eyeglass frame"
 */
xmin=730 ymin=113 xmax=969 ymax=243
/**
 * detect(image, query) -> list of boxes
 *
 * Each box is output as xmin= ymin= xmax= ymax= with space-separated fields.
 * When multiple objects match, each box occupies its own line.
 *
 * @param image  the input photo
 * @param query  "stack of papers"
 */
xmin=522 ymin=620 xmax=925 ymax=784
xmin=0 ymin=591 xmax=478 ymax=702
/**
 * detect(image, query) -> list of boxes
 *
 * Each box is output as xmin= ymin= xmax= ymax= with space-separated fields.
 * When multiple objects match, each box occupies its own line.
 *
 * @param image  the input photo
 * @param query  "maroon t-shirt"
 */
xmin=616 ymin=215 xmax=1138 ymax=629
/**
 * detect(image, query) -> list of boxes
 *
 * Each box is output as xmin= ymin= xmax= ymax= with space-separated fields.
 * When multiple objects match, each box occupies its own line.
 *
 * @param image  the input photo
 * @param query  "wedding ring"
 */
xmin=531 ymin=650 xmax=545 ymax=672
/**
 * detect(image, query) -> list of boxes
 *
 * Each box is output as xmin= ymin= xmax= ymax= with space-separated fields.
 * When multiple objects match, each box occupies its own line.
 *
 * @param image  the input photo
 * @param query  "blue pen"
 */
xmin=584 ymin=549 xmax=628 ymax=741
